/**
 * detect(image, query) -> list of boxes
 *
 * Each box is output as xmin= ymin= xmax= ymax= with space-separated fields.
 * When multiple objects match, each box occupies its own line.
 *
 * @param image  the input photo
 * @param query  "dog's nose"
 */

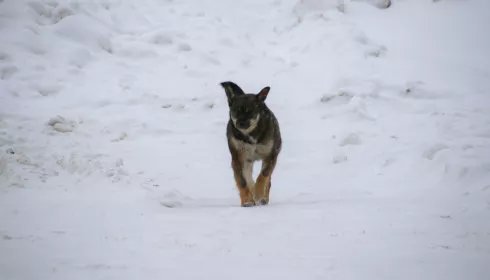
xmin=237 ymin=120 xmax=248 ymax=128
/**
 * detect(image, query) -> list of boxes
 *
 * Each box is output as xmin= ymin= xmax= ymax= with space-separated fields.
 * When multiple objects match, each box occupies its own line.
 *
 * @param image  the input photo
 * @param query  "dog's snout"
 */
xmin=237 ymin=120 xmax=248 ymax=128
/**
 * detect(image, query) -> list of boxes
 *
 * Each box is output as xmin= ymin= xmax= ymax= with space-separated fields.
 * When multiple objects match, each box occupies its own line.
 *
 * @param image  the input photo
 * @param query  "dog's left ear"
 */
xmin=256 ymin=86 xmax=270 ymax=102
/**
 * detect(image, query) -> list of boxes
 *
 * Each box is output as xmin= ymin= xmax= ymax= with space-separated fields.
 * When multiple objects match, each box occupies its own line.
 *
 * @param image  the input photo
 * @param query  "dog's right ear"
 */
xmin=220 ymin=81 xmax=245 ymax=106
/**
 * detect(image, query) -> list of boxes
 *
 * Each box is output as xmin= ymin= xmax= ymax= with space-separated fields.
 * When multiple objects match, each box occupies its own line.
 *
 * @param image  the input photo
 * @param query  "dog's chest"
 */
xmin=232 ymin=138 xmax=273 ymax=161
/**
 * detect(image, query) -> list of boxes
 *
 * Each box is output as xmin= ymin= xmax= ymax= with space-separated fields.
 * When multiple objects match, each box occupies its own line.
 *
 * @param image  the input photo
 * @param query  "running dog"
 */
xmin=220 ymin=81 xmax=282 ymax=207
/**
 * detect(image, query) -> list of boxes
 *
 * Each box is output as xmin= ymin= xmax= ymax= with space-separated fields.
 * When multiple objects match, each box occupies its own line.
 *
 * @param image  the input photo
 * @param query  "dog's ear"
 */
xmin=220 ymin=81 xmax=245 ymax=106
xmin=256 ymin=86 xmax=270 ymax=102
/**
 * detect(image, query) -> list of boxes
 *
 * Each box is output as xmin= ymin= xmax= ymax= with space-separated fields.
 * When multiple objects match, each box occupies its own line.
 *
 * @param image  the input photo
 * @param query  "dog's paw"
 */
xmin=242 ymin=201 xmax=256 ymax=207
xmin=256 ymin=198 xmax=268 ymax=206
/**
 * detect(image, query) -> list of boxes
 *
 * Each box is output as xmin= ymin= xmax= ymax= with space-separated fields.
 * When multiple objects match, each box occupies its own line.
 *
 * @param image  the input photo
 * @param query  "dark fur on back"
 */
xmin=220 ymin=81 xmax=282 ymax=207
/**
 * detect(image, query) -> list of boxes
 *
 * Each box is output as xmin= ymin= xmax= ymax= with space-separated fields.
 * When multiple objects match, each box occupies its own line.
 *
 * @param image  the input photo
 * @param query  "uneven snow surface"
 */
xmin=1 ymin=0 xmax=490 ymax=279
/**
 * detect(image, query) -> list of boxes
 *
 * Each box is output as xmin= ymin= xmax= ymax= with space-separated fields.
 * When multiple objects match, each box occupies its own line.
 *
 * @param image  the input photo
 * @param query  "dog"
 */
xmin=220 ymin=81 xmax=282 ymax=207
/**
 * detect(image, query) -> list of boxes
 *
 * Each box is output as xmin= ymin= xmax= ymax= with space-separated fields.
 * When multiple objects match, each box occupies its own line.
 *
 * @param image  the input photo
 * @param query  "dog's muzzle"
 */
xmin=236 ymin=120 xmax=249 ymax=129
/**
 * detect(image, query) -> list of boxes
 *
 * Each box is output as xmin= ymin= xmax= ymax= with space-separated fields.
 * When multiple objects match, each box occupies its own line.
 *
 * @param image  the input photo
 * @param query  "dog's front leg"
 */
xmin=254 ymin=155 xmax=278 ymax=205
xmin=231 ymin=156 xmax=255 ymax=207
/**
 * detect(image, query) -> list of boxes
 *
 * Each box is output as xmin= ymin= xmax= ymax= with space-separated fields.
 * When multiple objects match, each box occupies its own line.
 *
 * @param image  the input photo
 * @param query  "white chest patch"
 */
xmin=231 ymin=114 xmax=261 ymax=136
xmin=231 ymin=137 xmax=273 ymax=162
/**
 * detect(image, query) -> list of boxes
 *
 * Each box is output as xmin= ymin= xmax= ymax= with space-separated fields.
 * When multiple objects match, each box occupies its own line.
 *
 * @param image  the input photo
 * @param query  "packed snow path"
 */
xmin=1 ymin=0 xmax=489 ymax=279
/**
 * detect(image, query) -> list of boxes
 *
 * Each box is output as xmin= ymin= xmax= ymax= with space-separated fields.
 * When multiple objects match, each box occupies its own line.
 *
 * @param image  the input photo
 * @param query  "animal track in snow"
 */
xmin=159 ymin=190 xmax=192 ymax=208
xmin=0 ymin=51 xmax=11 ymax=61
xmin=178 ymin=42 xmax=192 ymax=52
xmin=47 ymin=116 xmax=76 ymax=133
xmin=111 ymin=132 xmax=128 ymax=142
xmin=98 ymin=37 xmax=113 ymax=53
xmin=36 ymin=83 xmax=63 ymax=97
xmin=150 ymin=34 xmax=173 ymax=45
xmin=364 ymin=45 xmax=387 ymax=58
xmin=332 ymin=154 xmax=348 ymax=164
xmin=423 ymin=143 xmax=448 ymax=160
xmin=0 ymin=65 xmax=18 ymax=79
xmin=68 ymin=48 xmax=93 ymax=68
xmin=320 ymin=91 xmax=354 ymax=106
xmin=28 ymin=1 xmax=76 ymax=25
xmin=199 ymin=54 xmax=221 ymax=66
xmin=339 ymin=133 xmax=362 ymax=147
xmin=461 ymin=144 xmax=474 ymax=151
xmin=51 ymin=5 xmax=75 ymax=23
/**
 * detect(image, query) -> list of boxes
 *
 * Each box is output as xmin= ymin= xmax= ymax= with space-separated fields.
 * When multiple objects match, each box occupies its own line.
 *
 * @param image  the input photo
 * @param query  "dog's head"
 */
xmin=220 ymin=81 xmax=270 ymax=134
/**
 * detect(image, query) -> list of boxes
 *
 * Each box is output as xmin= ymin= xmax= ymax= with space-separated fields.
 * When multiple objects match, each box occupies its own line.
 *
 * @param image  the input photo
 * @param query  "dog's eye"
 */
xmin=238 ymin=107 xmax=249 ymax=114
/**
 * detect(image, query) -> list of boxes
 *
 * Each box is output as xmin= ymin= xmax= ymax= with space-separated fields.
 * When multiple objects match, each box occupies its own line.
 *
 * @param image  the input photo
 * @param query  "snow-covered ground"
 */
xmin=1 ymin=0 xmax=489 ymax=279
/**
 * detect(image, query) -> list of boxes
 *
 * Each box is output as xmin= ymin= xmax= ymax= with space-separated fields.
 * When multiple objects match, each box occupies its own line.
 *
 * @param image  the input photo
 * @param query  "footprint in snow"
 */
xmin=36 ymin=84 xmax=64 ymax=97
xmin=0 ymin=51 xmax=11 ymax=61
xmin=151 ymin=33 xmax=173 ymax=45
xmin=332 ymin=154 xmax=348 ymax=164
xmin=160 ymin=190 xmax=191 ymax=208
xmin=339 ymin=133 xmax=362 ymax=147
xmin=111 ymin=132 xmax=128 ymax=142
xmin=69 ymin=48 xmax=93 ymax=69
xmin=200 ymin=54 xmax=221 ymax=66
xmin=178 ymin=42 xmax=192 ymax=52
xmin=204 ymin=103 xmax=215 ymax=109
xmin=98 ymin=37 xmax=113 ymax=54
xmin=422 ymin=143 xmax=448 ymax=160
xmin=0 ymin=65 xmax=18 ymax=80
xmin=52 ymin=6 xmax=75 ymax=24
xmin=47 ymin=115 xmax=76 ymax=133
xmin=320 ymin=91 xmax=353 ymax=106
xmin=364 ymin=45 xmax=387 ymax=58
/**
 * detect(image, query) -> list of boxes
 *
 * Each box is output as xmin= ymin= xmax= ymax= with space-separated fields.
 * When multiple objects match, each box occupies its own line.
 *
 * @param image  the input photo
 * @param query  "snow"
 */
xmin=1 ymin=0 xmax=489 ymax=279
